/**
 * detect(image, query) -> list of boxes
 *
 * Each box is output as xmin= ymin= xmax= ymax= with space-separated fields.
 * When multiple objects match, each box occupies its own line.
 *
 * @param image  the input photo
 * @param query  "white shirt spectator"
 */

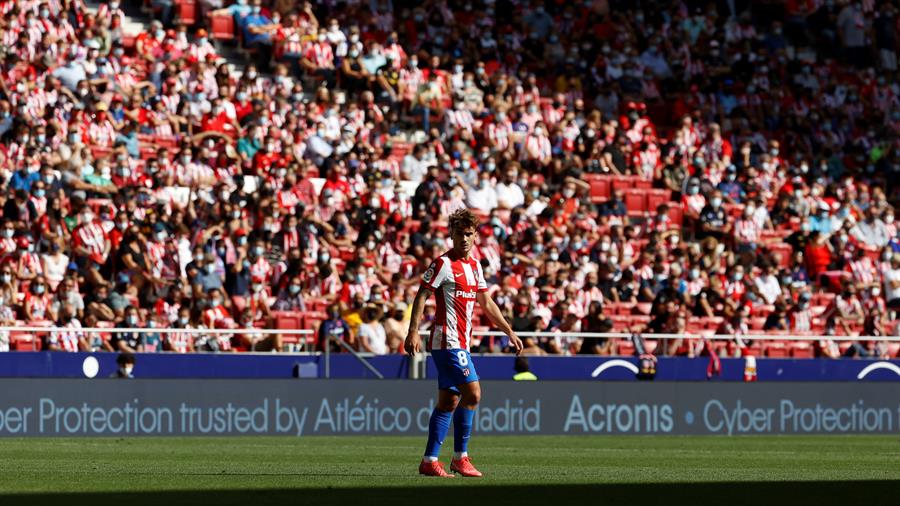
xmin=358 ymin=321 xmax=387 ymax=355
xmin=851 ymin=218 xmax=890 ymax=247
xmin=401 ymin=153 xmax=428 ymax=183
xmin=754 ymin=274 xmax=781 ymax=305
xmin=884 ymin=264 xmax=900 ymax=302
xmin=495 ymin=181 xmax=525 ymax=209
xmin=467 ymin=179 xmax=498 ymax=213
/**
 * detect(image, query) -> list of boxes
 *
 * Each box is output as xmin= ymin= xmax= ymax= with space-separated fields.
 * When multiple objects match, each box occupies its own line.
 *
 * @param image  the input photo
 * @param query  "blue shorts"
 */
xmin=431 ymin=349 xmax=479 ymax=393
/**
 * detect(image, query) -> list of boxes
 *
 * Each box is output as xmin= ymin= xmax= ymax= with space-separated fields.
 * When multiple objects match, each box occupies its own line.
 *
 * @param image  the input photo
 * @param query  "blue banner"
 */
xmin=0 ymin=352 xmax=899 ymax=382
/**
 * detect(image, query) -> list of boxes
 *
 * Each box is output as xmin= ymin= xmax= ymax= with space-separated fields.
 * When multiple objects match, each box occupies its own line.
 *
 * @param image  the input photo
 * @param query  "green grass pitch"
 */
xmin=0 ymin=436 xmax=897 ymax=505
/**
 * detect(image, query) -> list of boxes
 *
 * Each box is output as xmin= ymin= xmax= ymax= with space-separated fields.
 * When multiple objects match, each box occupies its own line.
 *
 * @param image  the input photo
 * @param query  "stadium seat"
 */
xmin=615 ymin=340 xmax=635 ymax=356
xmin=176 ymin=0 xmax=198 ymax=25
xmin=209 ymin=13 xmax=235 ymax=41
xmin=790 ymin=342 xmax=814 ymax=358
xmin=633 ymin=179 xmax=653 ymax=190
xmin=645 ymin=189 xmax=672 ymax=213
xmin=589 ymin=177 xmax=611 ymax=203
xmin=624 ymin=189 xmax=647 ymax=215
xmin=764 ymin=342 xmax=788 ymax=358
xmin=667 ymin=205 xmax=683 ymax=226
xmin=11 ymin=333 xmax=38 ymax=351
xmin=888 ymin=343 xmax=900 ymax=358
xmin=611 ymin=176 xmax=635 ymax=193
xmin=634 ymin=303 xmax=652 ymax=315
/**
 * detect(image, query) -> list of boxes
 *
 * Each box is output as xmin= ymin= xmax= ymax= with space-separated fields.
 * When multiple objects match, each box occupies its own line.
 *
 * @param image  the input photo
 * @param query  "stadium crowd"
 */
xmin=0 ymin=0 xmax=897 ymax=358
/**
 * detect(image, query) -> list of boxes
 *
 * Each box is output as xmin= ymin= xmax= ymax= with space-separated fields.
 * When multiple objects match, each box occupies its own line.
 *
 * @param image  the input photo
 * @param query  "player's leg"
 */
xmin=419 ymin=350 xmax=459 ymax=477
xmin=423 ymin=388 xmax=459 ymax=461
xmin=453 ymin=380 xmax=480 ymax=456
xmin=450 ymin=350 xmax=483 ymax=477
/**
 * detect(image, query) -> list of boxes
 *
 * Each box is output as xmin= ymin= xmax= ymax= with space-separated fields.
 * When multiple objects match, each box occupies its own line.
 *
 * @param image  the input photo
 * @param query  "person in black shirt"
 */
xmin=697 ymin=190 xmax=728 ymax=241
xmin=764 ymin=302 xmax=790 ymax=331
xmin=510 ymin=297 xmax=539 ymax=333
xmin=600 ymin=189 xmax=628 ymax=219
xmin=111 ymin=306 xmax=142 ymax=353
xmin=579 ymin=303 xmax=612 ymax=355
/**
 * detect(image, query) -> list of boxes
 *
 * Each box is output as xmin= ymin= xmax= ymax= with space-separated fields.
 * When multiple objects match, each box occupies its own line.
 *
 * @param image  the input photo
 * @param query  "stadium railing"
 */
xmin=2 ymin=326 xmax=898 ymax=361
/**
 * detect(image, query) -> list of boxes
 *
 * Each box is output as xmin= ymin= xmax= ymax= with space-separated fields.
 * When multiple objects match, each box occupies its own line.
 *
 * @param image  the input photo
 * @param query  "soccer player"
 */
xmin=404 ymin=209 xmax=523 ymax=478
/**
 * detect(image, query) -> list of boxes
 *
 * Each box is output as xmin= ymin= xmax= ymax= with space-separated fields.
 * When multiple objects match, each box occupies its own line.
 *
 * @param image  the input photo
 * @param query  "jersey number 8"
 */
xmin=457 ymin=350 xmax=468 ymax=366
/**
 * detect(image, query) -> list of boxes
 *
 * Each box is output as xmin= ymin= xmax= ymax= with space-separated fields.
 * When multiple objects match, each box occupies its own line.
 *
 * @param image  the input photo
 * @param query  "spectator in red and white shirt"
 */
xmin=71 ymin=208 xmax=110 ymax=287
xmin=24 ymin=276 xmax=55 ymax=322
xmin=47 ymin=302 xmax=86 ymax=352
xmin=300 ymin=29 xmax=336 ymax=87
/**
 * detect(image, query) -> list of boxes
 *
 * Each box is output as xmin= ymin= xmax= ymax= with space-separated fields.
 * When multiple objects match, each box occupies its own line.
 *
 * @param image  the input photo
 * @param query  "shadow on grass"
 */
xmin=2 ymin=480 xmax=898 ymax=506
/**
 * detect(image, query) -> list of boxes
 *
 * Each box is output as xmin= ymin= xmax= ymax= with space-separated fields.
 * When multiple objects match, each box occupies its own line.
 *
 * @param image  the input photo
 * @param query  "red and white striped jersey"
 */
xmin=847 ymin=257 xmax=876 ymax=285
xmin=72 ymin=222 xmax=108 ymax=260
xmin=522 ymin=133 xmax=551 ymax=162
xmin=421 ymin=252 xmax=487 ymax=352
xmin=49 ymin=319 xmax=82 ymax=352
xmin=733 ymin=218 xmax=761 ymax=243
xmin=485 ymin=120 xmax=512 ymax=150
xmin=166 ymin=331 xmax=192 ymax=353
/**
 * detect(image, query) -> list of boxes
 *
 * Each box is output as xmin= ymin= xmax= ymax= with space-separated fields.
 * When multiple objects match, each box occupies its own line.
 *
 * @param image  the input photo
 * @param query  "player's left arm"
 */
xmin=476 ymin=291 xmax=523 ymax=355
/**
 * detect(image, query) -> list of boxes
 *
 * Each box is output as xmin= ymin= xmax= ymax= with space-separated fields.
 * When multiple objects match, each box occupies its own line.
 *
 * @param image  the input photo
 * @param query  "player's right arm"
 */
xmin=404 ymin=257 xmax=446 ymax=355
xmin=403 ymin=285 xmax=430 ymax=355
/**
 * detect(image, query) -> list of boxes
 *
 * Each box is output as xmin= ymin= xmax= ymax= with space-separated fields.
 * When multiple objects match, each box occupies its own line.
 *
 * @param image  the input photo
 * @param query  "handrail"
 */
xmin=332 ymin=336 xmax=384 ymax=379
xmin=0 ymin=326 xmax=313 ymax=335
xmin=0 ymin=326 xmax=896 ymax=342
xmin=468 ymin=330 xmax=900 ymax=342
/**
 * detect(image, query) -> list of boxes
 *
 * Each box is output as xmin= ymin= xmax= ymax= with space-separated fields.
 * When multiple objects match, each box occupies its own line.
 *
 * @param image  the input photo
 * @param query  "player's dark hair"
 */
xmin=448 ymin=209 xmax=480 ymax=233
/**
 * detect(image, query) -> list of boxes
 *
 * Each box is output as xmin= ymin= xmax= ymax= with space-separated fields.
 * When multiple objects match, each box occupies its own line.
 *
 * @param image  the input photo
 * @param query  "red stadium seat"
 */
xmin=176 ymin=0 xmax=198 ymax=25
xmin=611 ymin=176 xmax=635 ymax=193
xmin=750 ymin=317 xmax=766 ymax=331
xmin=666 ymin=205 xmax=683 ymax=226
xmin=209 ymin=13 xmax=235 ymax=41
xmin=624 ymin=189 xmax=646 ymax=214
xmin=615 ymin=340 xmax=635 ymax=356
xmin=764 ymin=342 xmax=788 ymax=358
xmin=888 ymin=343 xmax=900 ymax=358
xmin=634 ymin=303 xmax=652 ymax=315
xmin=790 ymin=342 xmax=814 ymax=358
xmin=645 ymin=189 xmax=671 ymax=213
xmin=589 ymin=177 xmax=611 ymax=203
xmin=633 ymin=179 xmax=653 ymax=190
xmin=11 ymin=333 xmax=38 ymax=351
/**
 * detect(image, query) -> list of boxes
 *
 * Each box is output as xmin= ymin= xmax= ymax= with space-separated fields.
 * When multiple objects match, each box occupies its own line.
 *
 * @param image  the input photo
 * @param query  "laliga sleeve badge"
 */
xmin=422 ymin=266 xmax=435 ymax=283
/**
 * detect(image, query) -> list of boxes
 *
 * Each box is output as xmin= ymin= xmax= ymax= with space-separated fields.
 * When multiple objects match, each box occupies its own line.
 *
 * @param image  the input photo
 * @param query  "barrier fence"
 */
xmin=4 ymin=326 xmax=900 ymax=341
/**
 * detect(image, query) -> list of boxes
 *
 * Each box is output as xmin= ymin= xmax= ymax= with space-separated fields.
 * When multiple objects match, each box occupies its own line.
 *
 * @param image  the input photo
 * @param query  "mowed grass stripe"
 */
xmin=0 ymin=436 xmax=896 ymax=495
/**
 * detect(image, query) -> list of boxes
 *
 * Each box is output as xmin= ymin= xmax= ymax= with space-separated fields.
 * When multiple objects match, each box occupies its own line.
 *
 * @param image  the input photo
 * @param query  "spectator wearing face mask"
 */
xmin=317 ymin=303 xmax=352 ymax=353
xmin=24 ymin=276 xmax=54 ymax=322
xmin=111 ymin=352 xmax=136 ymax=378
xmin=166 ymin=307 xmax=197 ymax=353
xmin=236 ymin=307 xmax=281 ymax=351
xmin=46 ymin=302 xmax=85 ymax=352
xmin=357 ymin=304 xmax=387 ymax=355
xmin=274 ymin=275 xmax=307 ymax=311
xmin=698 ymin=190 xmax=729 ymax=241
xmin=111 ymin=306 xmax=144 ymax=353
